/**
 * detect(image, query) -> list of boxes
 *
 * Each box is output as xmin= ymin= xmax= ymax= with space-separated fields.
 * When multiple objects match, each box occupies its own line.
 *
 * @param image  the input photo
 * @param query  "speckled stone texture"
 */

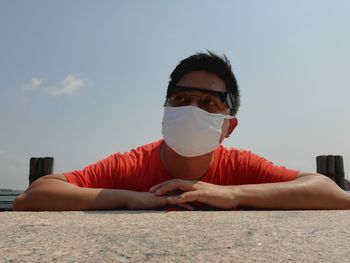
xmin=1 ymin=211 xmax=350 ymax=262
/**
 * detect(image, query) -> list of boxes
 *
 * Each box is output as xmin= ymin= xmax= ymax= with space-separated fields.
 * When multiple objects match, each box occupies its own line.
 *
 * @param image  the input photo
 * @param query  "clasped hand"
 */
xmin=127 ymin=179 xmax=239 ymax=210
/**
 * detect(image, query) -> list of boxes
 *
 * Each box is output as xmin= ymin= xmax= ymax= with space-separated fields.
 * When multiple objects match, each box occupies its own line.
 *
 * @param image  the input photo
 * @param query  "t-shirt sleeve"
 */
xmin=64 ymin=153 xmax=127 ymax=188
xmin=237 ymin=150 xmax=299 ymax=184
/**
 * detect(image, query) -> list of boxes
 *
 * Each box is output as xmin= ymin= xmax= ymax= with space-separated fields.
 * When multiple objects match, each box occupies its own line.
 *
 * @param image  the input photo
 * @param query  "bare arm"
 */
xmin=150 ymin=173 xmax=350 ymax=210
xmin=235 ymin=173 xmax=350 ymax=209
xmin=13 ymin=174 xmax=168 ymax=211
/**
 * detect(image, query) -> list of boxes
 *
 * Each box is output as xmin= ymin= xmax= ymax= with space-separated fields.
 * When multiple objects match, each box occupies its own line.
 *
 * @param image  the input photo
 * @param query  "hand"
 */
xmin=149 ymin=179 xmax=239 ymax=210
xmin=126 ymin=192 xmax=169 ymax=210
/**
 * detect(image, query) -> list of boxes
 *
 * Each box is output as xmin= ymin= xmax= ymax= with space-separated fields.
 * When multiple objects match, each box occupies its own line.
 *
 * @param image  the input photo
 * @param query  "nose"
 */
xmin=188 ymin=95 xmax=202 ymax=108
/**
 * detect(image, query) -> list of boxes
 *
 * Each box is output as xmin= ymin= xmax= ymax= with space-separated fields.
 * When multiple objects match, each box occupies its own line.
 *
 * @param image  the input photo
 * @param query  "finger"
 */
xmin=149 ymin=181 xmax=168 ymax=192
xmin=167 ymin=191 xmax=198 ymax=204
xmin=163 ymin=190 xmax=185 ymax=196
xmin=177 ymin=203 xmax=194 ymax=211
xmin=159 ymin=197 xmax=170 ymax=207
xmin=154 ymin=195 xmax=170 ymax=208
xmin=149 ymin=179 xmax=180 ymax=192
xmin=150 ymin=179 xmax=198 ymax=192
xmin=155 ymin=181 xmax=195 ymax=196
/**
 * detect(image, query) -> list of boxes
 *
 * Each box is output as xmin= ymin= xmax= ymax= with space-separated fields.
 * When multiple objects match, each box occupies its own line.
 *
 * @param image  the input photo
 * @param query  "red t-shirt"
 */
xmin=64 ymin=140 xmax=298 ymax=190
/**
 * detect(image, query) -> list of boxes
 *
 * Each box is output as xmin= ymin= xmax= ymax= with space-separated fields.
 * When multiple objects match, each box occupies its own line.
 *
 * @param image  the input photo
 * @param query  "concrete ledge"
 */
xmin=1 ymin=211 xmax=350 ymax=262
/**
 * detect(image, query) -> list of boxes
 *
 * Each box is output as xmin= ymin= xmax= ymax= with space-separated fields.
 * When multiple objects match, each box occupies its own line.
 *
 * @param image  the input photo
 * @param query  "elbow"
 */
xmin=13 ymin=193 xmax=30 ymax=211
xmin=12 ymin=179 xmax=44 ymax=211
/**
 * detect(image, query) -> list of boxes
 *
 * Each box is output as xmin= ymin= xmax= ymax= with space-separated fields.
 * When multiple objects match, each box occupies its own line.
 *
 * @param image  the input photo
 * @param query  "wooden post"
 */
xmin=29 ymin=157 xmax=54 ymax=185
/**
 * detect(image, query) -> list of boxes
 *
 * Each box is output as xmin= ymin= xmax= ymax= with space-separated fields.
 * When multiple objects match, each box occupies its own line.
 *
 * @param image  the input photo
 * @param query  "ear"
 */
xmin=225 ymin=118 xmax=238 ymax=138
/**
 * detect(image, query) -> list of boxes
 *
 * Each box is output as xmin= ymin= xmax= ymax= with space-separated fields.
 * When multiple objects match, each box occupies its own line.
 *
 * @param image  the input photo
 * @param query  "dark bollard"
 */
xmin=316 ymin=155 xmax=346 ymax=190
xmin=335 ymin=156 xmax=345 ymax=190
xmin=326 ymin=155 xmax=336 ymax=181
xmin=316 ymin=156 xmax=327 ymax=175
xmin=29 ymin=157 xmax=54 ymax=185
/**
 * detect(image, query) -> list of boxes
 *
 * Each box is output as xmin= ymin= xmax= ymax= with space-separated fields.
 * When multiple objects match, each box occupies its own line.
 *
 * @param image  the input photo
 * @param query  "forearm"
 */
xmin=13 ymin=178 xmax=133 ymax=211
xmin=233 ymin=174 xmax=350 ymax=210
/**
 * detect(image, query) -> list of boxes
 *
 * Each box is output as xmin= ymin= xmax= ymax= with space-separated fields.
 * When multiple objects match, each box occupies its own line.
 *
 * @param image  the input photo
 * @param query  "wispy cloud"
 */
xmin=23 ymin=75 xmax=85 ymax=97
xmin=23 ymin=78 xmax=43 ymax=91
xmin=50 ymin=75 xmax=85 ymax=96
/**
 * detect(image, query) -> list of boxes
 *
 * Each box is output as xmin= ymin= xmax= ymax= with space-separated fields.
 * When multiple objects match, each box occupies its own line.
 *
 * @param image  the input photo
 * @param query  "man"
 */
xmin=14 ymin=51 xmax=350 ymax=211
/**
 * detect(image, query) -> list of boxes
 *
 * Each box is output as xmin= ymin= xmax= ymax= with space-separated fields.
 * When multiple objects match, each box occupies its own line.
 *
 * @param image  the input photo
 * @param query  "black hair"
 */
xmin=166 ymin=50 xmax=240 ymax=116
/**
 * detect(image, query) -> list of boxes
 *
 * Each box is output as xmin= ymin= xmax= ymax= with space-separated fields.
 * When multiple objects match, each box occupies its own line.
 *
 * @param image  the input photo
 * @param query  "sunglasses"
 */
xmin=166 ymin=85 xmax=234 ymax=115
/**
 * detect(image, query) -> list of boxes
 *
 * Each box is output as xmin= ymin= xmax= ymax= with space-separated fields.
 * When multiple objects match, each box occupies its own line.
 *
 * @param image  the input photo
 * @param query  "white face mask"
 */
xmin=161 ymin=106 xmax=234 ymax=157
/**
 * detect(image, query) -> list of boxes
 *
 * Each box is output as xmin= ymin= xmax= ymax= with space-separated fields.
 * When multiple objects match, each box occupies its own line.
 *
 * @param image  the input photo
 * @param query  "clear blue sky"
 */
xmin=1 ymin=1 xmax=349 ymax=190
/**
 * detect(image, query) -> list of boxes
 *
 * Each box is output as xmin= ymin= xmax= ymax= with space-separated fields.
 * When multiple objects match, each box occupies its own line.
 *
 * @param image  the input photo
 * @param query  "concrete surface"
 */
xmin=1 ymin=210 xmax=350 ymax=262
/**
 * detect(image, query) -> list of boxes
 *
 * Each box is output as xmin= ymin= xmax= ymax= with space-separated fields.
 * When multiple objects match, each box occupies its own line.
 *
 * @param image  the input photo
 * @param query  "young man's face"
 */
xmin=173 ymin=70 xmax=237 ymax=143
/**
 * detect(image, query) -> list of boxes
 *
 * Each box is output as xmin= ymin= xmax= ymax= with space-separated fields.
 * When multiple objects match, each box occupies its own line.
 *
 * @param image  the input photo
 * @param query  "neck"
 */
xmin=160 ymin=142 xmax=214 ymax=181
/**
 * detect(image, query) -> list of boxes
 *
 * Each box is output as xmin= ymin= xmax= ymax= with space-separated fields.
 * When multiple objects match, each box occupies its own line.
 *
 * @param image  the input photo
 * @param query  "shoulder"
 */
xmin=217 ymin=145 xmax=270 ymax=169
xmin=91 ymin=140 xmax=163 ymax=173
xmin=128 ymin=140 xmax=163 ymax=156
xmin=217 ymin=144 xmax=257 ymax=161
xmin=217 ymin=145 xmax=298 ymax=183
xmin=109 ymin=140 xmax=163 ymax=161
